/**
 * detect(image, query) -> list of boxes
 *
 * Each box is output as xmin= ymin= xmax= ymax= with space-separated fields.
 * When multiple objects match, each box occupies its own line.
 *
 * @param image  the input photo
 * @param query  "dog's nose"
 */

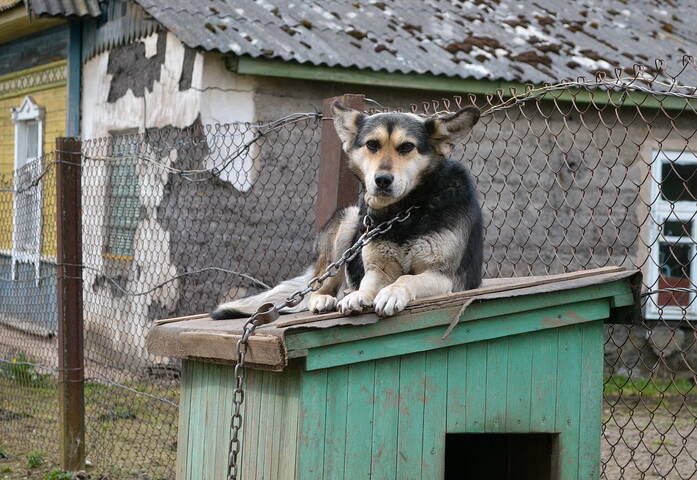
xmin=375 ymin=173 xmax=394 ymax=189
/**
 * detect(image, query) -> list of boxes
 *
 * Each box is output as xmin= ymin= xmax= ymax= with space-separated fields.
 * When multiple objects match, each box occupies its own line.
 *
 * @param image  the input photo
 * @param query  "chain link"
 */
xmin=226 ymin=205 xmax=417 ymax=480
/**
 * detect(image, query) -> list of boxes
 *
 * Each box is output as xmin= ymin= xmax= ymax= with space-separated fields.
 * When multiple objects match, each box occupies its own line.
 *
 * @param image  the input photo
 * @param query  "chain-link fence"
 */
xmin=1 ymin=59 xmax=697 ymax=479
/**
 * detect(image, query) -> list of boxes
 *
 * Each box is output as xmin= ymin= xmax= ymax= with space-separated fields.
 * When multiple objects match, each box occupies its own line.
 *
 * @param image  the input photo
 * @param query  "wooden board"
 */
xmin=302 ymin=298 xmax=610 ymax=370
xmin=149 ymin=269 xmax=638 ymax=369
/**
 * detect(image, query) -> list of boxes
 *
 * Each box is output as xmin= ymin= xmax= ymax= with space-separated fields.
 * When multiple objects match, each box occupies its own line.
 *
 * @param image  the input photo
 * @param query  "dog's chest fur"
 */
xmin=345 ymin=158 xmax=481 ymax=290
xmin=362 ymin=230 xmax=461 ymax=275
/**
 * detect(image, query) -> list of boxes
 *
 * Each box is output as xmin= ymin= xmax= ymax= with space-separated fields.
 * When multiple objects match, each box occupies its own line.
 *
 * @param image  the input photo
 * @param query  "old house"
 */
xmin=0 ymin=0 xmax=96 ymax=334
xmin=28 ymin=0 xmax=697 ymax=373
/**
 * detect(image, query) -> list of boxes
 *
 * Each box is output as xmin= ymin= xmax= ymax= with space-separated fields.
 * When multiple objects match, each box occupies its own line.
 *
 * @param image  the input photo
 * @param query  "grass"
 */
xmin=604 ymin=374 xmax=695 ymax=398
xmin=25 ymin=452 xmax=44 ymax=469
xmin=0 ymin=373 xmax=178 ymax=480
xmin=0 ymin=355 xmax=51 ymax=389
xmin=44 ymin=470 xmax=76 ymax=480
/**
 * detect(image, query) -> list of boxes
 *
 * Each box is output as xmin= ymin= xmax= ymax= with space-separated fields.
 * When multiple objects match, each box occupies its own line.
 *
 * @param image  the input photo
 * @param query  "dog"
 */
xmin=210 ymin=101 xmax=483 ymax=319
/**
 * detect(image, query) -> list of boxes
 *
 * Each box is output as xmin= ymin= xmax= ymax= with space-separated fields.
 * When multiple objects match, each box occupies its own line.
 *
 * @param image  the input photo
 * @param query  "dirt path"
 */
xmin=602 ymin=399 xmax=697 ymax=479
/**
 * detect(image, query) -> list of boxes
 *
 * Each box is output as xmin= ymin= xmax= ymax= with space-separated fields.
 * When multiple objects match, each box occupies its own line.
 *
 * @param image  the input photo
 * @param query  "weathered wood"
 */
xmin=276 ymin=266 xmax=624 ymax=328
xmin=153 ymin=331 xmax=285 ymax=369
xmin=464 ymin=342 xmax=487 ymax=433
xmin=323 ymin=366 xmax=348 ymax=479
xmin=485 ymin=336 xmax=509 ymax=432
xmin=147 ymin=269 xmax=639 ymax=369
xmin=303 ymin=299 xmax=609 ymax=370
xmin=446 ymin=345 xmax=467 ymax=432
xmin=56 ymin=137 xmax=85 ymax=471
xmin=556 ymin=326 xmax=583 ymax=480
xmin=578 ymin=321 xmax=604 ymax=479
xmin=530 ymin=328 xmax=559 ymax=432
xmin=240 ymin=368 xmax=260 ymax=479
xmin=370 ymin=357 xmax=400 ymax=479
xmin=175 ymin=361 xmax=192 ymax=479
xmin=154 ymin=313 xmax=208 ymax=326
xmin=284 ymin=279 xmax=631 ymax=352
xmin=422 ymin=349 xmax=447 ymax=479
xmin=202 ymin=364 xmax=221 ymax=480
xmin=298 ymin=369 xmax=327 ymax=479
xmin=316 ymin=94 xmax=364 ymax=231
xmin=505 ymin=333 xmax=534 ymax=433
xmin=396 ymin=352 xmax=426 ymax=478
xmin=344 ymin=362 xmax=375 ymax=477
xmin=169 ymin=276 xmax=628 ymax=479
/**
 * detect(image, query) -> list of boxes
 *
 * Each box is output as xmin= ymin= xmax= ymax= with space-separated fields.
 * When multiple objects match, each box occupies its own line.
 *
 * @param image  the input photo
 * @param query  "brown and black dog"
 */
xmin=211 ymin=101 xmax=483 ymax=319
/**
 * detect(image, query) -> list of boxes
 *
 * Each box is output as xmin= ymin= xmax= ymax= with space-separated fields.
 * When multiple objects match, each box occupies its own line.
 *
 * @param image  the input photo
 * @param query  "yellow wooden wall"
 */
xmin=0 ymin=82 xmax=66 ymax=256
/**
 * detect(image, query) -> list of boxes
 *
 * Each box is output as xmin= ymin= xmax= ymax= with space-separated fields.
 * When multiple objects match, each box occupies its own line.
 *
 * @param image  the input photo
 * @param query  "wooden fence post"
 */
xmin=55 ymin=137 xmax=85 ymax=471
xmin=315 ymin=94 xmax=365 ymax=231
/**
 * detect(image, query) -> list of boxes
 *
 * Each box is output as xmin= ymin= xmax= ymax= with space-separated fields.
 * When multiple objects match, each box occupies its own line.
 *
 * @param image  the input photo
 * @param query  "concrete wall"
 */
xmin=80 ymin=31 xmax=261 ymax=369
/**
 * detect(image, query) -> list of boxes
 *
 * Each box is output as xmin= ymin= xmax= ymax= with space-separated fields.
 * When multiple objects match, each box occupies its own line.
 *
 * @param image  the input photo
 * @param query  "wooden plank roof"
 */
xmin=147 ymin=266 xmax=641 ymax=370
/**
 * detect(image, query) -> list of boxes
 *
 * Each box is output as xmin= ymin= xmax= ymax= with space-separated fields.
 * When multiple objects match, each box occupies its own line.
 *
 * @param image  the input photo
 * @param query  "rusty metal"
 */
xmin=55 ymin=137 xmax=85 ymax=471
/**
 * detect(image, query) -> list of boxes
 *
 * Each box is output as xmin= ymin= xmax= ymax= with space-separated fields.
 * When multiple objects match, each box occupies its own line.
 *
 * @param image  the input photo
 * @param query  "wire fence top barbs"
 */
xmin=2 ymin=57 xmax=697 ymax=480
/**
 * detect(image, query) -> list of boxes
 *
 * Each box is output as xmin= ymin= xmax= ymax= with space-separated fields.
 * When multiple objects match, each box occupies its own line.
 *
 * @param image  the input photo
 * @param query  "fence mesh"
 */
xmin=0 ymin=152 xmax=59 ymax=466
xmin=1 ymin=60 xmax=697 ymax=479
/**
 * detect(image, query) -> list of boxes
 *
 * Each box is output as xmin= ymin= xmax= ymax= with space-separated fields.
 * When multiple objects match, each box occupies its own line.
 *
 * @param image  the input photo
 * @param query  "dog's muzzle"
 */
xmin=374 ymin=173 xmax=394 ymax=193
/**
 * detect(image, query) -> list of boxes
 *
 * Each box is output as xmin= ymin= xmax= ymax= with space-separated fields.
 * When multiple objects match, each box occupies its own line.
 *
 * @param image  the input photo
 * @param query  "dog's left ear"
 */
xmin=425 ymin=106 xmax=480 ymax=156
xmin=332 ymin=101 xmax=366 ymax=152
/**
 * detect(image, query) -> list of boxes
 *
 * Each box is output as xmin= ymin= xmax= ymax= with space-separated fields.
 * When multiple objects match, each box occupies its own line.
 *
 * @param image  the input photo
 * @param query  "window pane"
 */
xmin=25 ymin=121 xmax=39 ymax=159
xmin=663 ymin=220 xmax=692 ymax=238
xmin=105 ymin=150 xmax=140 ymax=257
xmin=661 ymin=162 xmax=697 ymax=202
xmin=658 ymin=242 xmax=693 ymax=307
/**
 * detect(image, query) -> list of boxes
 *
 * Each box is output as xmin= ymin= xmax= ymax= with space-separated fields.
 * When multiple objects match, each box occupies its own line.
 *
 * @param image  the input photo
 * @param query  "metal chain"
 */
xmin=227 ymin=205 xmax=418 ymax=480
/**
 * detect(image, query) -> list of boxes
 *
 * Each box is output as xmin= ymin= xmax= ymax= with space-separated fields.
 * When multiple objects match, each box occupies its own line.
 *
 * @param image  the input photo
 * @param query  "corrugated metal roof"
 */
xmin=29 ymin=0 xmax=101 ymax=17
xmin=134 ymin=0 xmax=697 ymax=84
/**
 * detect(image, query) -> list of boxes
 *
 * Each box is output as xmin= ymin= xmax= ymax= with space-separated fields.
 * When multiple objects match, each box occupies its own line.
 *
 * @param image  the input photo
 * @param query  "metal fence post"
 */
xmin=56 ymin=136 xmax=85 ymax=471
xmin=316 ymin=94 xmax=365 ymax=231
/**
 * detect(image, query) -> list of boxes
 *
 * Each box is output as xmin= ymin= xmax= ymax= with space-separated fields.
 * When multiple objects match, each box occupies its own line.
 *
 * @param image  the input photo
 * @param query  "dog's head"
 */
xmin=332 ymin=101 xmax=480 ymax=209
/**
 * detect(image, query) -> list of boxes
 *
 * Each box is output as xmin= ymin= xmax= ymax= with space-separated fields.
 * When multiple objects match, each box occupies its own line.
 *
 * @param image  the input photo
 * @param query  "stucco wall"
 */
xmin=80 ymin=31 xmax=261 ymax=368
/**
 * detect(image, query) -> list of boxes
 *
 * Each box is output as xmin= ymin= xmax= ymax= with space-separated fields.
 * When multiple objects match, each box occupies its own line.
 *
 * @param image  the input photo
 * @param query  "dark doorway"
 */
xmin=445 ymin=433 xmax=558 ymax=480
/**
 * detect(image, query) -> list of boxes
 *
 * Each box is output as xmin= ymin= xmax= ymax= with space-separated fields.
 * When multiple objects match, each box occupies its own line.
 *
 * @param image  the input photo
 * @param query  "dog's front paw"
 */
xmin=308 ymin=293 xmax=337 ymax=313
xmin=374 ymin=285 xmax=412 ymax=317
xmin=337 ymin=290 xmax=374 ymax=314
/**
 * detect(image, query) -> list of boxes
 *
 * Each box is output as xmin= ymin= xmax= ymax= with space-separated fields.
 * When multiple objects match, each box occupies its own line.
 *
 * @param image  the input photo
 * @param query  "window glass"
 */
xmin=661 ymin=162 xmax=697 ymax=202
xmin=24 ymin=121 xmax=39 ymax=160
xmin=663 ymin=220 xmax=692 ymax=238
xmin=105 ymin=135 xmax=140 ymax=258
xmin=658 ymin=242 xmax=693 ymax=307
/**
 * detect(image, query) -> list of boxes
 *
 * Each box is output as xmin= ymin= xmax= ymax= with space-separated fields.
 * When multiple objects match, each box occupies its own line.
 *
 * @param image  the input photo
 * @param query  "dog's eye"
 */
xmin=397 ymin=142 xmax=415 ymax=155
xmin=365 ymin=140 xmax=381 ymax=152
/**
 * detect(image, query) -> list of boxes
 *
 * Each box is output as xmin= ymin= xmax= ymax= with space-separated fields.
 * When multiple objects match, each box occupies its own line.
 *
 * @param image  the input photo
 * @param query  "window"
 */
xmin=647 ymin=150 xmax=697 ymax=320
xmin=10 ymin=96 xmax=44 ymax=283
xmin=104 ymin=131 xmax=140 ymax=259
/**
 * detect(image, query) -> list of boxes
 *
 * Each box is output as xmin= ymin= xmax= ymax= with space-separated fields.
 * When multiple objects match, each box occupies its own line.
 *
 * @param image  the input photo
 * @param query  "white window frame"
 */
xmin=647 ymin=150 xmax=697 ymax=320
xmin=10 ymin=96 xmax=44 ymax=285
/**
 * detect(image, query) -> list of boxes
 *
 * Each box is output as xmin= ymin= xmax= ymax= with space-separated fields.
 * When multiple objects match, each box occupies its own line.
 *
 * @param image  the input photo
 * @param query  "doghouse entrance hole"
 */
xmin=445 ymin=433 xmax=558 ymax=480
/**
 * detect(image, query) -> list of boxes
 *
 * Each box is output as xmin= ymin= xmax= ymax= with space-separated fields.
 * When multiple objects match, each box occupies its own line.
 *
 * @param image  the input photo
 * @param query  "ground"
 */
xmin=0 ymin=375 xmax=178 ymax=480
xmin=602 ymin=398 xmax=697 ymax=480
xmin=1 ymin=372 xmax=695 ymax=479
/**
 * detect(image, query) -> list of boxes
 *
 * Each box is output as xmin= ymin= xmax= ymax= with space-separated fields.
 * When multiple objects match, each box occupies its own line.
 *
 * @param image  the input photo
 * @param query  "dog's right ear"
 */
xmin=332 ymin=101 xmax=366 ymax=152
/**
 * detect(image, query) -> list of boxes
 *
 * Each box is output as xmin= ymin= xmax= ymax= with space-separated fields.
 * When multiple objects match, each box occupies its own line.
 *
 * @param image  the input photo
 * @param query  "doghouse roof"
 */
xmin=147 ymin=266 xmax=641 ymax=371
